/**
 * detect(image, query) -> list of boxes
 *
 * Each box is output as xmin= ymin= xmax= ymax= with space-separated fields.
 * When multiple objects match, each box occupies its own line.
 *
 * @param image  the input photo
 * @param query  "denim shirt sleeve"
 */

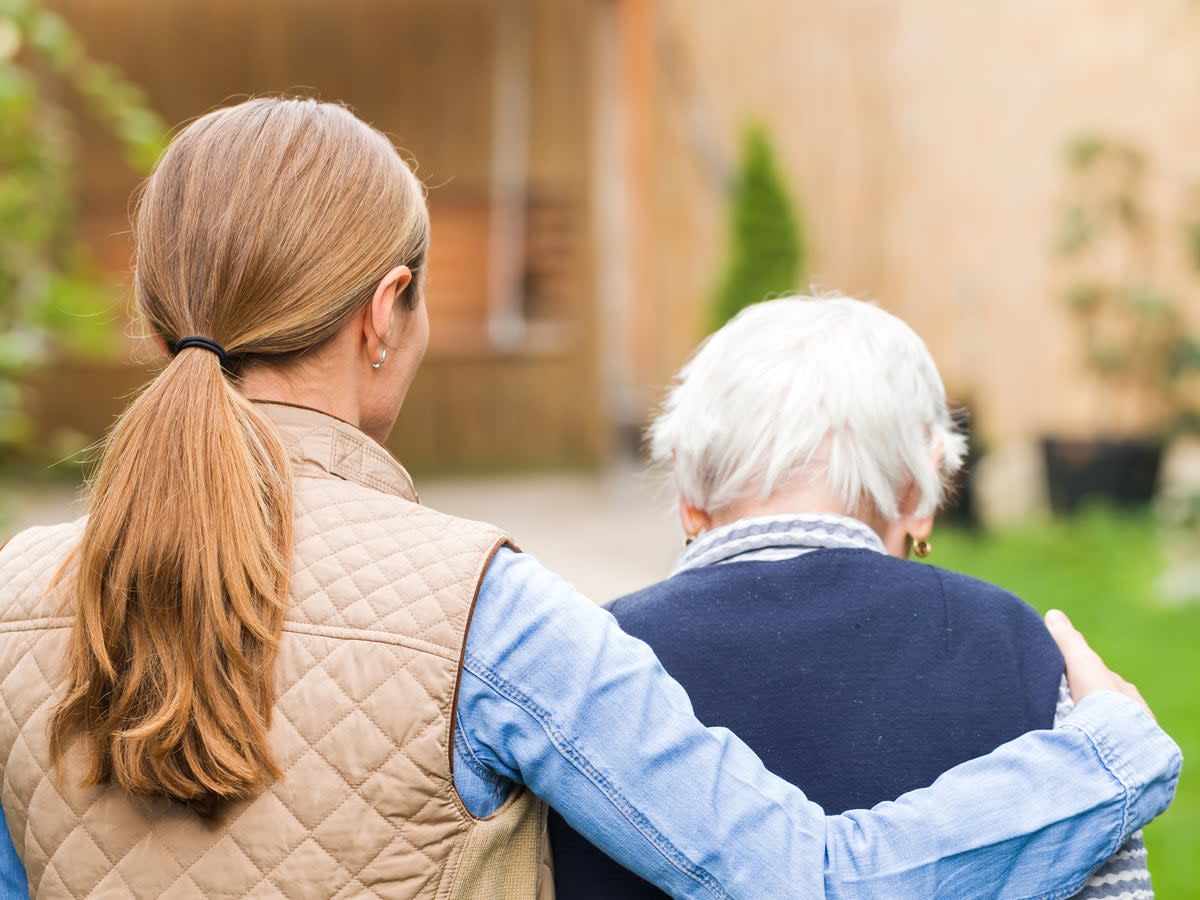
xmin=0 ymin=805 xmax=26 ymax=898
xmin=456 ymin=548 xmax=1181 ymax=900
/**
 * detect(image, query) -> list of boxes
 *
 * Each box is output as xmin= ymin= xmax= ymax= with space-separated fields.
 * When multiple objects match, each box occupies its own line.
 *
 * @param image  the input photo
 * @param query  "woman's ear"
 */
xmin=361 ymin=265 xmax=413 ymax=362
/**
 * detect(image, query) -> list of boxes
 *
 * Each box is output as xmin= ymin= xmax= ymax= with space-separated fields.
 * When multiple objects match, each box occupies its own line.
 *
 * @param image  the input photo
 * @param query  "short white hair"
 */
xmin=649 ymin=295 xmax=967 ymax=521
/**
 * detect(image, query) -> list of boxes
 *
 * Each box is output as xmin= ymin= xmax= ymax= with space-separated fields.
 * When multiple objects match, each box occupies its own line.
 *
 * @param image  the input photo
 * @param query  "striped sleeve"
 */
xmin=1055 ymin=677 xmax=1155 ymax=899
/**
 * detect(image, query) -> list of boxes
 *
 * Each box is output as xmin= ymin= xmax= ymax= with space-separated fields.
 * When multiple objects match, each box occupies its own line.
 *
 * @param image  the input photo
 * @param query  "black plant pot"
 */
xmin=1041 ymin=436 xmax=1164 ymax=516
xmin=941 ymin=455 xmax=982 ymax=529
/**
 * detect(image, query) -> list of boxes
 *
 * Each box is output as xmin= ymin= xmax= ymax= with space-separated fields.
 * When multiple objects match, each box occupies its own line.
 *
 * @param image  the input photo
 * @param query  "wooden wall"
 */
xmin=42 ymin=0 xmax=605 ymax=471
xmin=637 ymin=0 xmax=1200 ymax=445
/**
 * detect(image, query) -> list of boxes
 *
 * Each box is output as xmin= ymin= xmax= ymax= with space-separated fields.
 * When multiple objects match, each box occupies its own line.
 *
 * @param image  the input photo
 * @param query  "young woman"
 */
xmin=550 ymin=296 xmax=1154 ymax=898
xmin=0 ymin=98 xmax=1178 ymax=898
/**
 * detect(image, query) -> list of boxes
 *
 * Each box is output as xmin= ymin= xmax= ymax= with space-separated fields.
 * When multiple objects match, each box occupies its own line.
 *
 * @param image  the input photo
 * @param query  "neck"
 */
xmin=710 ymin=482 xmax=902 ymax=554
xmin=239 ymin=358 xmax=362 ymax=431
xmin=711 ymin=483 xmax=884 ymax=532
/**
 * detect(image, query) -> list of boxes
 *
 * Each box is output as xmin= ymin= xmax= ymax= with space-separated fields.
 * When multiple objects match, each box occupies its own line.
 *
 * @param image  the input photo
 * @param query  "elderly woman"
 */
xmin=551 ymin=295 xmax=1154 ymax=898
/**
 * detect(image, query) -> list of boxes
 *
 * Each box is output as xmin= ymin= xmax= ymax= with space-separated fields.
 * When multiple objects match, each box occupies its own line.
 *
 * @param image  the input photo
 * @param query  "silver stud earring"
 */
xmin=371 ymin=349 xmax=387 ymax=370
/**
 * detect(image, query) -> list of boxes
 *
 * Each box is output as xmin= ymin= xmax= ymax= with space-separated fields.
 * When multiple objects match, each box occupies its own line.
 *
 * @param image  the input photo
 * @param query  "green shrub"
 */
xmin=711 ymin=125 xmax=805 ymax=329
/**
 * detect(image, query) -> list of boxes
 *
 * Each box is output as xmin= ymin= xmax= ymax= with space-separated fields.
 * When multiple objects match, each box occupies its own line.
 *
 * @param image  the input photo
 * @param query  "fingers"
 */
xmin=1043 ymin=608 xmax=1079 ymax=651
xmin=1045 ymin=609 xmax=1154 ymax=719
xmin=1045 ymin=609 xmax=1104 ymax=697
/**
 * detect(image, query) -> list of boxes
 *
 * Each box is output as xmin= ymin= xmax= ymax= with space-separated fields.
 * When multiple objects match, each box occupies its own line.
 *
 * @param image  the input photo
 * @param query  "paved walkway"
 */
xmin=2 ymin=464 xmax=683 ymax=603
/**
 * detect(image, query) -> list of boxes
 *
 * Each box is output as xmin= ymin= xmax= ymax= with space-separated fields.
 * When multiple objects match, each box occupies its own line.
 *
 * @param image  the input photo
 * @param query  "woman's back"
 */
xmin=0 ymin=403 xmax=547 ymax=898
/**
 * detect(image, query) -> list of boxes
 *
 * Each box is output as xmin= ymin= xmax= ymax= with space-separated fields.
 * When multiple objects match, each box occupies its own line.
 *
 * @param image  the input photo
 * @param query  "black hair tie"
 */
xmin=172 ymin=336 xmax=230 ymax=368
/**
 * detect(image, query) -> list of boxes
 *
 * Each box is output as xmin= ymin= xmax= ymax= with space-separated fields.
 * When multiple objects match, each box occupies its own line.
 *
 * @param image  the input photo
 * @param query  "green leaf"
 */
xmin=1085 ymin=342 xmax=1131 ymax=376
xmin=27 ymin=10 xmax=81 ymax=71
xmin=0 ymin=328 xmax=47 ymax=369
xmin=1170 ymin=338 xmax=1200 ymax=375
xmin=0 ymin=1 xmax=33 ymax=25
xmin=1056 ymin=204 xmax=1094 ymax=256
xmin=1119 ymin=284 xmax=1176 ymax=320
xmin=1065 ymin=134 xmax=1107 ymax=171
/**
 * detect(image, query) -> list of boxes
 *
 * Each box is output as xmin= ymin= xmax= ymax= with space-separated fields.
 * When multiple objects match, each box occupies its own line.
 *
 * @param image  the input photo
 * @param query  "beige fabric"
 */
xmin=0 ymin=402 xmax=548 ymax=898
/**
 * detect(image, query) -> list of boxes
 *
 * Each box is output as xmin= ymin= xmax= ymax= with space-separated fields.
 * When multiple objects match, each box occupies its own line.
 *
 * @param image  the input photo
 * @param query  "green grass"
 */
xmin=935 ymin=510 xmax=1198 ymax=897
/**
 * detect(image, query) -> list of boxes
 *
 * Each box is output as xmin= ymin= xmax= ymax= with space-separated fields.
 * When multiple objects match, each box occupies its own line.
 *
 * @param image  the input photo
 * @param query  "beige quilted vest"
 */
xmin=0 ymin=402 xmax=552 ymax=899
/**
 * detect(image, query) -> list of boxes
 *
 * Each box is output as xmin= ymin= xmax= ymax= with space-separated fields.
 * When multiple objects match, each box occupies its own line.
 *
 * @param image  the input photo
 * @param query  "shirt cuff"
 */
xmin=1059 ymin=691 xmax=1182 ymax=840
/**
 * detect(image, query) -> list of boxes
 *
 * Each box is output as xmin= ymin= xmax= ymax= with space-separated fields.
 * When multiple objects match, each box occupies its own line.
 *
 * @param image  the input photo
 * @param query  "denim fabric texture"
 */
xmin=0 ymin=810 xmax=20 ymax=900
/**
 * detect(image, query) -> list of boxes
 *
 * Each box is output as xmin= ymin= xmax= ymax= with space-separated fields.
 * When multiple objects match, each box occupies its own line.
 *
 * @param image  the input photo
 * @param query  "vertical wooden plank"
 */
xmin=617 ymin=0 xmax=656 ymax=423
xmin=487 ymin=0 xmax=531 ymax=347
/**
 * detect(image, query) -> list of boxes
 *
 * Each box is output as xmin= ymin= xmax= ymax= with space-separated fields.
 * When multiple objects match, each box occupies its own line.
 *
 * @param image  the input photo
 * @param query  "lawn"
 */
xmin=936 ymin=510 xmax=1198 ymax=897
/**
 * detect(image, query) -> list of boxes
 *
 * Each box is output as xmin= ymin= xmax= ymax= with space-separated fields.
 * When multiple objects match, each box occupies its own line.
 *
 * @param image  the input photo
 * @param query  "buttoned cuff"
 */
xmin=1059 ymin=691 xmax=1183 ymax=840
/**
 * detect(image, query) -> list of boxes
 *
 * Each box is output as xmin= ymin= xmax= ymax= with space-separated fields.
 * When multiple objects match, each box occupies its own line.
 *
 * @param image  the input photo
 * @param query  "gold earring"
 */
xmin=913 ymin=538 xmax=932 ymax=558
xmin=371 ymin=349 xmax=387 ymax=370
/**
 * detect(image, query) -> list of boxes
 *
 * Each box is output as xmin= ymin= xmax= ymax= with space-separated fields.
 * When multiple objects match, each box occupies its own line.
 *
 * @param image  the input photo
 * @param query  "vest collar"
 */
xmin=254 ymin=401 xmax=419 ymax=503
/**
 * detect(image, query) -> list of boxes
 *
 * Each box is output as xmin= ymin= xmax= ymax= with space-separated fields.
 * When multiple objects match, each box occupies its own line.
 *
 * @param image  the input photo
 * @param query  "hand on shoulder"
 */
xmin=1045 ymin=609 xmax=1154 ymax=718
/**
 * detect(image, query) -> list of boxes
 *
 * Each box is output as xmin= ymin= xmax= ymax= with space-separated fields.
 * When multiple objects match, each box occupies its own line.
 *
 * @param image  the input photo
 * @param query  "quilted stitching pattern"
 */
xmin=0 ymin=407 xmax=542 ymax=899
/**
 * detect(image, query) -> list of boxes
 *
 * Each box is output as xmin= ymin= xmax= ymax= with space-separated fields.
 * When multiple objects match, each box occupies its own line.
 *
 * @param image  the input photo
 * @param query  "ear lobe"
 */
xmin=678 ymin=498 xmax=713 ymax=539
xmin=906 ymin=513 xmax=934 ymax=542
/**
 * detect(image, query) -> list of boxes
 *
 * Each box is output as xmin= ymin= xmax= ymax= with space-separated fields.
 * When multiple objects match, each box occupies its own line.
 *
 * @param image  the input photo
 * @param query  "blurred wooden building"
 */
xmin=42 ymin=0 xmax=656 ymax=470
xmin=40 ymin=0 xmax=1200 ymax=473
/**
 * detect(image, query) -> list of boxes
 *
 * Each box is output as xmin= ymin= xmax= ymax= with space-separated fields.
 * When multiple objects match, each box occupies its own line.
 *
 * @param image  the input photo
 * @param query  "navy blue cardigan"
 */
xmin=549 ymin=549 xmax=1064 ymax=899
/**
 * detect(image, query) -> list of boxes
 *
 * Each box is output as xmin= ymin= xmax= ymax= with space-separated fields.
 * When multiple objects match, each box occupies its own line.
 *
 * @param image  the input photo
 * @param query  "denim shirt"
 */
xmin=0 ymin=546 xmax=1181 ymax=899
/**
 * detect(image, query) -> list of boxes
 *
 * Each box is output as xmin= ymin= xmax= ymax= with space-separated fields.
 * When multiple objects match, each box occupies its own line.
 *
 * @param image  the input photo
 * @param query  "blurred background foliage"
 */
xmin=0 ymin=0 xmax=164 ymax=452
xmin=1057 ymin=134 xmax=1200 ymax=439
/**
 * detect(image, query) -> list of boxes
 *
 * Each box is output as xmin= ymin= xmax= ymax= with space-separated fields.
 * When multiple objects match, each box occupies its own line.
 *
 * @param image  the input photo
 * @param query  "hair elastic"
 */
xmin=172 ymin=336 xmax=230 ymax=367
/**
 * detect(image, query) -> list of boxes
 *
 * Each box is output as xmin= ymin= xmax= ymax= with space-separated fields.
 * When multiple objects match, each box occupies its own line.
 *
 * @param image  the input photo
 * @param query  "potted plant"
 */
xmin=1046 ymin=135 xmax=1200 ymax=514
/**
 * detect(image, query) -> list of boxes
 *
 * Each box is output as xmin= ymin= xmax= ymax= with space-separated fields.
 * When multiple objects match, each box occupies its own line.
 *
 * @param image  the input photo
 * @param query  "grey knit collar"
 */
xmin=671 ymin=513 xmax=886 ymax=576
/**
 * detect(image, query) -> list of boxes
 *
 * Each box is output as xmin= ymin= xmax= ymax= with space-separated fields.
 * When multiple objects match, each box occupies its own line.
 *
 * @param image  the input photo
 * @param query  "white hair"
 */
xmin=649 ymin=295 xmax=967 ymax=521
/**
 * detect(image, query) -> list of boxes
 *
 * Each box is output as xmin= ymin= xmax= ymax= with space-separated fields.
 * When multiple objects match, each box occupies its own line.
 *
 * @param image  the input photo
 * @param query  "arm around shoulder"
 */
xmin=461 ymin=551 xmax=1181 ymax=899
xmin=822 ymin=691 xmax=1179 ymax=898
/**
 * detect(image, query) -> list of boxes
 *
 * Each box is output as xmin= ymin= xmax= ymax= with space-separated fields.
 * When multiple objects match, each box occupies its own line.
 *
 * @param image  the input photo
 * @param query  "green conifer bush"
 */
xmin=711 ymin=125 xmax=805 ymax=329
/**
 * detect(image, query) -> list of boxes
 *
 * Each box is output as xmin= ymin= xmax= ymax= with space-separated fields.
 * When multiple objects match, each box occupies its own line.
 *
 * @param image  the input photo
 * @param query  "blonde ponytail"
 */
xmin=51 ymin=350 xmax=292 ymax=805
xmin=48 ymin=97 xmax=430 ymax=808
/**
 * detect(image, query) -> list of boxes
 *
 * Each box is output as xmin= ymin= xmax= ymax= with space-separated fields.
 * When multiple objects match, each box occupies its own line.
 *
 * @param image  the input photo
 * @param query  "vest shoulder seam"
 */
xmin=0 ymin=617 xmax=72 ymax=633
xmin=281 ymin=620 xmax=458 ymax=660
